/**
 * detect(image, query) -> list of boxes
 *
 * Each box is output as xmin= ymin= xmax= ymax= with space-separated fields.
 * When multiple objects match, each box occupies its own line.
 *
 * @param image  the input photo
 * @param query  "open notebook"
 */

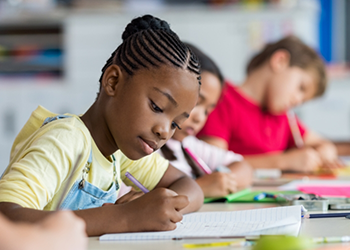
xmin=99 ymin=205 xmax=304 ymax=241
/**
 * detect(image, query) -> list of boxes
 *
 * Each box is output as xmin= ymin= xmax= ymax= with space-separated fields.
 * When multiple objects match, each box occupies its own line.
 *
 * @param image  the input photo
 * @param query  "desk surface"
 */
xmin=87 ymin=203 xmax=350 ymax=250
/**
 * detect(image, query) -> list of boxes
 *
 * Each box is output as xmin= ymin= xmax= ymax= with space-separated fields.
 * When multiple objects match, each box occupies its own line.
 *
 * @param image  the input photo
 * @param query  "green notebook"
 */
xmin=204 ymin=189 xmax=302 ymax=203
xmin=204 ymin=188 xmax=252 ymax=203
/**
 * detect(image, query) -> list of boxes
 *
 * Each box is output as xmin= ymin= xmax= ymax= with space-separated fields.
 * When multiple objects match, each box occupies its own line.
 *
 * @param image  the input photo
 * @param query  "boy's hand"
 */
xmin=119 ymin=188 xmax=189 ymax=232
xmin=283 ymin=147 xmax=322 ymax=172
xmin=196 ymin=172 xmax=237 ymax=197
xmin=315 ymin=143 xmax=343 ymax=169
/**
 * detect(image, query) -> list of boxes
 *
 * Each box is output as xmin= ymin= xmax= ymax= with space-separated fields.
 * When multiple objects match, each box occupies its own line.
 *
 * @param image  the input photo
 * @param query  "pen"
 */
xmin=254 ymin=193 xmax=266 ymax=201
xmin=54 ymin=153 xmax=83 ymax=210
xmin=183 ymin=147 xmax=212 ymax=174
xmin=264 ymin=193 xmax=277 ymax=198
xmin=304 ymin=212 xmax=350 ymax=219
xmin=125 ymin=171 xmax=149 ymax=193
xmin=287 ymin=110 xmax=304 ymax=148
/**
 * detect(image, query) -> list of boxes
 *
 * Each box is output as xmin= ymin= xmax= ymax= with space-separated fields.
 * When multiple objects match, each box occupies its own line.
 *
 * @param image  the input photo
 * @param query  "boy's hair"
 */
xmin=184 ymin=42 xmax=224 ymax=87
xmin=98 ymin=15 xmax=201 ymax=96
xmin=246 ymin=35 xmax=327 ymax=97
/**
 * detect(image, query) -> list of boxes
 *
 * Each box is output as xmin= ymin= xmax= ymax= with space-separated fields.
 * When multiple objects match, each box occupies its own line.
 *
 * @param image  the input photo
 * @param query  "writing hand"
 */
xmin=196 ymin=172 xmax=237 ymax=197
xmin=118 ymin=188 xmax=189 ymax=232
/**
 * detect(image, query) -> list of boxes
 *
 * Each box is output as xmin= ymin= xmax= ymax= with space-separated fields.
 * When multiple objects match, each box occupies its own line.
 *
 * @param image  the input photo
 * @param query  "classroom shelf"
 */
xmin=0 ymin=22 xmax=64 ymax=79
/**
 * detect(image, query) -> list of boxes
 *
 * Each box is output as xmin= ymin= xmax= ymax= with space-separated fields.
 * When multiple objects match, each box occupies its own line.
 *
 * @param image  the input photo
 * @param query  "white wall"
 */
xmin=0 ymin=3 xmax=335 ymax=174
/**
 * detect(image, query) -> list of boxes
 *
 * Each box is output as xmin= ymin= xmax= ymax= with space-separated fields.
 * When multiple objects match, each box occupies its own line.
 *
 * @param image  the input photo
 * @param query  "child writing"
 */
xmin=0 ymin=14 xmax=203 ymax=236
xmin=0 ymin=211 xmax=87 ymax=250
xmin=198 ymin=36 xmax=339 ymax=173
xmin=158 ymin=43 xmax=253 ymax=198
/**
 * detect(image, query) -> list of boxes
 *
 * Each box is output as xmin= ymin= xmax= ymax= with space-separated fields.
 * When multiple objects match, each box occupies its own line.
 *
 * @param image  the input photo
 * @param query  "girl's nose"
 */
xmin=191 ymin=107 xmax=206 ymax=124
xmin=152 ymin=123 xmax=170 ymax=140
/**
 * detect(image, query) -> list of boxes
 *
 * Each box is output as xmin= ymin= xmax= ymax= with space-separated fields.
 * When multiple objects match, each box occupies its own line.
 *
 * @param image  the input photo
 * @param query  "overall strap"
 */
xmin=41 ymin=115 xmax=72 ymax=127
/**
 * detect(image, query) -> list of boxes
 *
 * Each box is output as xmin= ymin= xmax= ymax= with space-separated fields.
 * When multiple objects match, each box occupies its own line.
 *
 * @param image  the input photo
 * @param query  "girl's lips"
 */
xmin=185 ymin=127 xmax=195 ymax=136
xmin=138 ymin=137 xmax=157 ymax=155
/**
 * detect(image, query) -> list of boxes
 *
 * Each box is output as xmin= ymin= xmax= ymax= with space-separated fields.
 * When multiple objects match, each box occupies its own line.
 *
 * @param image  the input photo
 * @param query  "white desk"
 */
xmin=87 ymin=203 xmax=350 ymax=250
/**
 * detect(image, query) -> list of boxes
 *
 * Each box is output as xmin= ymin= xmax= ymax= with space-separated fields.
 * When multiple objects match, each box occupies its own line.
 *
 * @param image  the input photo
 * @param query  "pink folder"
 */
xmin=298 ymin=186 xmax=350 ymax=197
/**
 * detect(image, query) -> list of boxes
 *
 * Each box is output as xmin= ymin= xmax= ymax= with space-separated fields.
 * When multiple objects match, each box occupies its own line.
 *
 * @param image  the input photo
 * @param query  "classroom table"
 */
xmin=87 ymin=203 xmax=350 ymax=250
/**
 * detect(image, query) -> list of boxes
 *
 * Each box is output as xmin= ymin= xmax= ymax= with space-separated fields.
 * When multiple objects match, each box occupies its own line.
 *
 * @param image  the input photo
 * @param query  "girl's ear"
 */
xmin=269 ymin=49 xmax=291 ymax=73
xmin=101 ymin=65 xmax=123 ymax=96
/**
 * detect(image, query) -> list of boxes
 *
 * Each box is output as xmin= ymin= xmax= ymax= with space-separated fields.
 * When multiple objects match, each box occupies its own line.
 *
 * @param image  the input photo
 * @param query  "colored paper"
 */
xmin=298 ymin=186 xmax=350 ymax=198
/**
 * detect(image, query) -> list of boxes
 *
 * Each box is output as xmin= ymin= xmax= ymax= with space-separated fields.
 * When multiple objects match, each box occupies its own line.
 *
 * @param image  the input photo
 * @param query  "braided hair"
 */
xmin=98 ymin=15 xmax=201 ymax=96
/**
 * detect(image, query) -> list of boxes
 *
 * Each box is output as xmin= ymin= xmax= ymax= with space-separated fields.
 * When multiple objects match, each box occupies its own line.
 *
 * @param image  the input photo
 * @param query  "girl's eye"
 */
xmin=171 ymin=122 xmax=181 ymax=130
xmin=299 ymin=84 xmax=306 ymax=92
xmin=151 ymin=101 xmax=163 ymax=113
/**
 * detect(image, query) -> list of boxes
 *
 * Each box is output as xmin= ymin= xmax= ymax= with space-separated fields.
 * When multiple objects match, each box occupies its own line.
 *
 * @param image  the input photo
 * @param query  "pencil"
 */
xmin=287 ymin=110 xmax=304 ymax=148
xmin=125 ymin=171 xmax=149 ymax=193
xmin=304 ymin=212 xmax=350 ymax=218
xmin=183 ymin=147 xmax=212 ymax=174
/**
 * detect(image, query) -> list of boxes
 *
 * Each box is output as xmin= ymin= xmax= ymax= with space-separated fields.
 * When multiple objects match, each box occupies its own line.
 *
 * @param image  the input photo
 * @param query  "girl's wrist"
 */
xmin=104 ymin=203 xmax=130 ymax=234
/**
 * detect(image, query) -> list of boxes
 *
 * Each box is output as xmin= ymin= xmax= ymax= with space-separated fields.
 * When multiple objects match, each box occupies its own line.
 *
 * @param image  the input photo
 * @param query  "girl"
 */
xmin=198 ymin=36 xmax=340 ymax=172
xmin=0 ymin=15 xmax=203 ymax=236
xmin=158 ymin=43 xmax=253 ymax=198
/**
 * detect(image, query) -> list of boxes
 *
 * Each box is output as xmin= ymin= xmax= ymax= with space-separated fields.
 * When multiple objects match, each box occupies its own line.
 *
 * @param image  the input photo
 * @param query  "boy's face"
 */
xmin=265 ymin=66 xmax=318 ymax=114
xmin=106 ymin=65 xmax=199 ymax=160
xmin=172 ymin=71 xmax=222 ymax=142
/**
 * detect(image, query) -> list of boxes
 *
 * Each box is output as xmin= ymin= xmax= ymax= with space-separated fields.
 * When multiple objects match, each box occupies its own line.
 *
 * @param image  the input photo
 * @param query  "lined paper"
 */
xmin=100 ymin=205 xmax=302 ymax=241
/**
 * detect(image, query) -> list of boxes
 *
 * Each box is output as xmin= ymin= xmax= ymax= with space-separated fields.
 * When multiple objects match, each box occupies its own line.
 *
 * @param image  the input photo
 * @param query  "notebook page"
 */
xmin=100 ymin=205 xmax=302 ymax=241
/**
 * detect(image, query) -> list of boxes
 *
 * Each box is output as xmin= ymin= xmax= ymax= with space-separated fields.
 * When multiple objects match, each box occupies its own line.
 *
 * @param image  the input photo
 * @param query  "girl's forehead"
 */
xmin=136 ymin=65 xmax=199 ymax=87
xmin=130 ymin=65 xmax=199 ymax=102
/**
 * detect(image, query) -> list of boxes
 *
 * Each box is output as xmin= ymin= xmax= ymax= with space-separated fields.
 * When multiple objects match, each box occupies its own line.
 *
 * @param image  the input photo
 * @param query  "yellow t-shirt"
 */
xmin=0 ymin=106 xmax=169 ymax=210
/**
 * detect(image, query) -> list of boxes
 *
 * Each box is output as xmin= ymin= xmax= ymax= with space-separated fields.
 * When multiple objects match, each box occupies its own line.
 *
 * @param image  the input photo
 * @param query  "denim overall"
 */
xmin=42 ymin=115 xmax=119 ymax=210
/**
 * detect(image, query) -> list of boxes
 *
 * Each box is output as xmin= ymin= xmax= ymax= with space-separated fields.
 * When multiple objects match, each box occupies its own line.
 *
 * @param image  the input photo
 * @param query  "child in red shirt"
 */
xmin=198 ymin=36 xmax=339 ymax=173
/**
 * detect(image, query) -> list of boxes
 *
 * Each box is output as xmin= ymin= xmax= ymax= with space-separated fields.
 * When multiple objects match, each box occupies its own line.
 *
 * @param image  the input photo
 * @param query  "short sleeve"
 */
xmin=119 ymin=152 xmax=169 ymax=191
xmin=0 ymin=120 xmax=89 ymax=209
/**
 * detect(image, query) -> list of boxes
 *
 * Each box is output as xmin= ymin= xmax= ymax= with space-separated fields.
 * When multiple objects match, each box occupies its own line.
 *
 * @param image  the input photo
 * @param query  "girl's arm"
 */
xmin=154 ymin=164 xmax=204 ymax=214
xmin=0 ymin=164 xmax=203 ymax=236
xmin=0 ymin=187 xmax=190 ymax=237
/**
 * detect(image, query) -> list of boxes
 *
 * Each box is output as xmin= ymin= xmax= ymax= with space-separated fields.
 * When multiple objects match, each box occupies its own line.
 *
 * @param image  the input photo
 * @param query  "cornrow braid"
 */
xmin=97 ymin=15 xmax=201 ymax=97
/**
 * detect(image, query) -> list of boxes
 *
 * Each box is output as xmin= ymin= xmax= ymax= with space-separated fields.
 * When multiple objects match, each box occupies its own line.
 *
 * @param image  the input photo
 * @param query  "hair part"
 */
xmin=246 ymin=35 xmax=327 ymax=97
xmin=97 ymin=15 xmax=201 ymax=98
xmin=184 ymin=42 xmax=224 ymax=87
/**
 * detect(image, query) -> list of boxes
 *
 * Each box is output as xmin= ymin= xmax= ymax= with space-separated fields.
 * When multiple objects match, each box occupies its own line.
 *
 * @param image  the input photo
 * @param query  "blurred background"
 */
xmin=0 ymin=0 xmax=348 ymax=172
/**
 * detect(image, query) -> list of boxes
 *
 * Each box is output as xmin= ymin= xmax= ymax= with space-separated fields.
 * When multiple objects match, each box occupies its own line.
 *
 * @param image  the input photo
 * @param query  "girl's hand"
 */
xmin=118 ymin=188 xmax=189 ymax=232
xmin=283 ymin=147 xmax=322 ymax=173
xmin=196 ymin=172 xmax=237 ymax=197
xmin=115 ymin=188 xmax=144 ymax=204
xmin=228 ymin=161 xmax=253 ymax=188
